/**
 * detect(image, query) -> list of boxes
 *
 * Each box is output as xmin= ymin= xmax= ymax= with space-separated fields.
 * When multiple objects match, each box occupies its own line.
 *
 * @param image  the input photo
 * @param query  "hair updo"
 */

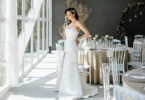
xmin=65 ymin=8 xmax=79 ymax=25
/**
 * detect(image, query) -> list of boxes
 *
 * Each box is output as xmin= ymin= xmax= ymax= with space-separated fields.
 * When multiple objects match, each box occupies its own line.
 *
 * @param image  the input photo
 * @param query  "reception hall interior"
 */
xmin=0 ymin=0 xmax=145 ymax=100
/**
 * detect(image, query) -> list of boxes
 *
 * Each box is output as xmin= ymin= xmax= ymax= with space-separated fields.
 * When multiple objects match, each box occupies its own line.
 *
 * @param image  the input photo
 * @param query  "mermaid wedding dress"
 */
xmin=55 ymin=26 xmax=98 ymax=98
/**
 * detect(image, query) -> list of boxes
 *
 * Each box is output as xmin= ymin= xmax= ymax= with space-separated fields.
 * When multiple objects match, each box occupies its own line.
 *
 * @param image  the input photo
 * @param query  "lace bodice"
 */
xmin=65 ymin=26 xmax=79 ymax=41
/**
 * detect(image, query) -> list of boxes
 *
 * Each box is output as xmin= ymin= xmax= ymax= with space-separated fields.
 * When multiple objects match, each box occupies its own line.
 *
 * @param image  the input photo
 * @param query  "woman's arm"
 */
xmin=76 ymin=21 xmax=90 ymax=42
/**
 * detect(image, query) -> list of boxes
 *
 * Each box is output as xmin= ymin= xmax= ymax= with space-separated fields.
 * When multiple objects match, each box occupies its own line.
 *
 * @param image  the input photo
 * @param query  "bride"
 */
xmin=55 ymin=8 xmax=98 ymax=98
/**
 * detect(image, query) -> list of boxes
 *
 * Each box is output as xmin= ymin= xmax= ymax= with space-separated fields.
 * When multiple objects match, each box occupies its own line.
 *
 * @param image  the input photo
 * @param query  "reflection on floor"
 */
xmin=3 ymin=51 xmax=108 ymax=100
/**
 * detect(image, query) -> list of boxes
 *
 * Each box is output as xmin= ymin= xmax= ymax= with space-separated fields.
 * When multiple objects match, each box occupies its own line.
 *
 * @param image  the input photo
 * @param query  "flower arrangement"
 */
xmin=93 ymin=34 xmax=99 ymax=41
xmin=104 ymin=35 xmax=113 ymax=41
xmin=86 ymin=35 xmax=91 ymax=42
xmin=56 ymin=39 xmax=65 ymax=51
xmin=91 ymin=34 xmax=114 ymax=42
xmin=79 ymin=34 xmax=114 ymax=49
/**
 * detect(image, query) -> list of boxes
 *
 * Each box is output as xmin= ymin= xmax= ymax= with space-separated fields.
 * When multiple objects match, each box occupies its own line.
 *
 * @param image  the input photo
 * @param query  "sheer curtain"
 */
xmin=1 ymin=0 xmax=44 ymax=88
xmin=5 ymin=0 xmax=19 ymax=87
xmin=18 ymin=0 xmax=43 ymax=67
xmin=0 ymin=0 xmax=6 ymax=87
xmin=0 ymin=0 xmax=6 ymax=59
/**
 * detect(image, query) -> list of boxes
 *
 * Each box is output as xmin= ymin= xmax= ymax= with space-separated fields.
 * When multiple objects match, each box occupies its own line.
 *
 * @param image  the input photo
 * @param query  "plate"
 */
xmin=128 ymin=74 xmax=145 ymax=79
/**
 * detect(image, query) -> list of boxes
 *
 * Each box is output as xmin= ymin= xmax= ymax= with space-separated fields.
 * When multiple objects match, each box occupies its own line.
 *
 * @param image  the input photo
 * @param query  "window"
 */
xmin=17 ymin=0 xmax=51 ymax=79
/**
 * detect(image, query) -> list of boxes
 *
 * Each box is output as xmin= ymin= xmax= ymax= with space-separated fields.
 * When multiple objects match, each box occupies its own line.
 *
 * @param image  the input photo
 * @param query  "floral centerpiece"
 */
xmin=56 ymin=39 xmax=65 ymax=51
xmin=92 ymin=34 xmax=114 ymax=48
xmin=103 ymin=35 xmax=114 ymax=47
xmin=93 ymin=34 xmax=99 ymax=41
xmin=79 ymin=34 xmax=114 ymax=49
xmin=104 ymin=35 xmax=113 ymax=42
xmin=81 ymin=35 xmax=93 ymax=49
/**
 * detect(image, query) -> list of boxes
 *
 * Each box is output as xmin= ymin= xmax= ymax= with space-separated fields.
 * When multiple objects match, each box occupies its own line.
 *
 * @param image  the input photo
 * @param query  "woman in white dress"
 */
xmin=55 ymin=8 xmax=98 ymax=98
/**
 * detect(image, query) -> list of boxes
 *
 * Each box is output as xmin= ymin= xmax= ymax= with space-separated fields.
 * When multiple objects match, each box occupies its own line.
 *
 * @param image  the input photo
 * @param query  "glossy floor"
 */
xmin=2 ymin=51 xmax=111 ymax=100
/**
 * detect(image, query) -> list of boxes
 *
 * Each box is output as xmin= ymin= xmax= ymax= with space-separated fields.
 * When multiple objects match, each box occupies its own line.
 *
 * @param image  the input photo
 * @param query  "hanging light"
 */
xmin=140 ymin=11 xmax=143 ymax=15
xmin=134 ymin=14 xmax=137 ymax=18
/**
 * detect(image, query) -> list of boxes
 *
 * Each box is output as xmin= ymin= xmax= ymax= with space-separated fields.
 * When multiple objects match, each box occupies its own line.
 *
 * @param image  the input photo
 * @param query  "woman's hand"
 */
xmin=76 ymin=38 xmax=79 ymax=46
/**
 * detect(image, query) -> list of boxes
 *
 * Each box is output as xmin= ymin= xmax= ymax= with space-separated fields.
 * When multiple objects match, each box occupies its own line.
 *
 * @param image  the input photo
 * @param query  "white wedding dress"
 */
xmin=55 ymin=26 xmax=98 ymax=98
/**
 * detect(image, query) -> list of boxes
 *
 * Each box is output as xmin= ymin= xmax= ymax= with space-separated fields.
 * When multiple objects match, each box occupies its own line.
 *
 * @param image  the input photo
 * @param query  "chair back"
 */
xmin=112 ymin=39 xmax=121 ymax=45
xmin=125 ymin=36 xmax=128 ymax=47
xmin=129 ymin=48 xmax=141 ymax=62
xmin=101 ymin=63 xmax=110 ymax=100
xmin=133 ymin=42 xmax=142 ymax=62
xmin=134 ymin=35 xmax=143 ymax=40
xmin=142 ymin=58 xmax=145 ymax=66
xmin=107 ymin=51 xmax=119 ymax=85
xmin=142 ymin=43 xmax=145 ymax=65
xmin=111 ymin=58 xmax=119 ymax=86
xmin=107 ymin=47 xmax=127 ymax=73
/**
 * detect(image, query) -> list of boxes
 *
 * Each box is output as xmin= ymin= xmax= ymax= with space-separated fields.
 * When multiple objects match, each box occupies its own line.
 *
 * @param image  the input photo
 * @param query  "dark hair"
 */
xmin=65 ymin=8 xmax=79 ymax=25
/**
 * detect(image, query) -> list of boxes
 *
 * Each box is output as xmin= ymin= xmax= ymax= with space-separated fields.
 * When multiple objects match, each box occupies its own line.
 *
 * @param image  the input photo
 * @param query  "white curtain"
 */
xmin=0 ymin=0 xmax=44 ymax=87
xmin=5 ymin=0 xmax=19 ymax=87
xmin=18 ymin=0 xmax=43 ymax=67
xmin=0 ymin=0 xmax=6 ymax=87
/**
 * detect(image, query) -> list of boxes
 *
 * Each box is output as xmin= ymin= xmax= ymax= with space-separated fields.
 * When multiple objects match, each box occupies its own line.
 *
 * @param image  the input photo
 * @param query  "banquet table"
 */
xmin=122 ymin=68 xmax=145 ymax=95
xmin=78 ymin=47 xmax=129 ymax=84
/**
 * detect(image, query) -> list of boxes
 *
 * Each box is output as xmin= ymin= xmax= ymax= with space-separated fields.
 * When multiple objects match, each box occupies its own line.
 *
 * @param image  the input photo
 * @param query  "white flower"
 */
xmin=105 ymin=35 xmax=109 ymax=38
xmin=95 ymin=34 xmax=98 ymax=38
xmin=110 ymin=36 xmax=113 ymax=39
xmin=105 ymin=35 xmax=109 ymax=40
xmin=93 ymin=34 xmax=99 ymax=41
xmin=89 ymin=35 xmax=92 ymax=38
xmin=58 ymin=39 xmax=64 ymax=43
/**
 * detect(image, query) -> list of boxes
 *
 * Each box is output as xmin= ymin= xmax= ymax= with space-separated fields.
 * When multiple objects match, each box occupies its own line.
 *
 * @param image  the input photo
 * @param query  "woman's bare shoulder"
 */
xmin=76 ymin=21 xmax=84 ymax=27
xmin=76 ymin=20 xmax=83 ymax=24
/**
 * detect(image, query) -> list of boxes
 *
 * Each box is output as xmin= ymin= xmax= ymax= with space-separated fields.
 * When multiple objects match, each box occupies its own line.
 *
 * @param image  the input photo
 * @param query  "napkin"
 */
xmin=129 ymin=74 xmax=145 ymax=80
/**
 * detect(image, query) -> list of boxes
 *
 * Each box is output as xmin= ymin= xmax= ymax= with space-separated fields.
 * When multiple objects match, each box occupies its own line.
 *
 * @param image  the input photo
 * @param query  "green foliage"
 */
xmin=17 ymin=0 xmax=22 ymax=15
